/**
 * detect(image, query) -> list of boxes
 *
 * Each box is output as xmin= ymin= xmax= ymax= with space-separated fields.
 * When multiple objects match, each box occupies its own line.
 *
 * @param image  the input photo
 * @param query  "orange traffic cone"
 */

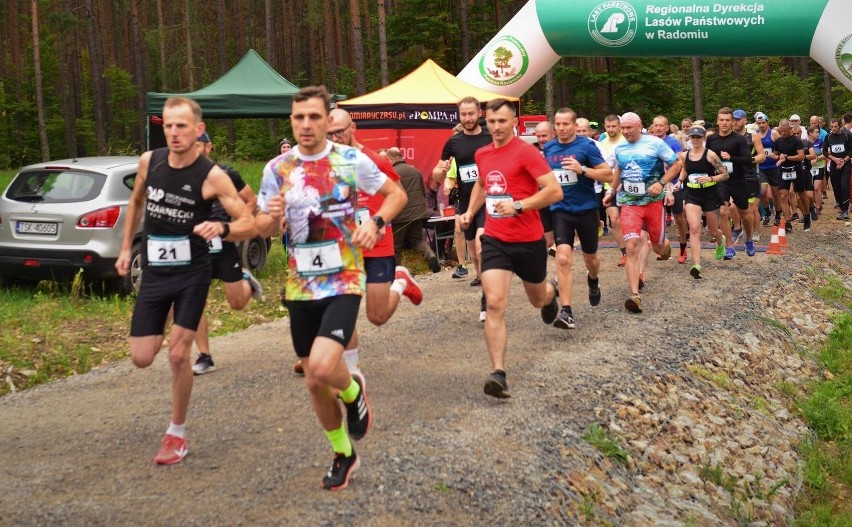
xmin=766 ymin=229 xmax=784 ymax=255
xmin=778 ymin=217 xmax=788 ymax=248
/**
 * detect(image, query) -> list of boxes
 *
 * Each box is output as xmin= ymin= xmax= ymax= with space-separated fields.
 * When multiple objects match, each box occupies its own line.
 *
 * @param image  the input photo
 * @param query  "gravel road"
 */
xmin=1 ymin=213 xmax=849 ymax=526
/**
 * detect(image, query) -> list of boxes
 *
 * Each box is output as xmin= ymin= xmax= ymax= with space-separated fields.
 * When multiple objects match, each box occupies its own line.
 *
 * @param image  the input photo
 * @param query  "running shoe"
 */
xmin=810 ymin=207 xmax=818 ymax=221
xmin=548 ymin=246 xmax=557 ymax=257
xmin=745 ymin=240 xmax=756 ymax=257
xmin=394 ymin=266 xmax=423 ymax=305
xmin=624 ymin=295 xmax=643 ymax=313
xmin=618 ymin=254 xmax=627 ymax=267
xmin=553 ymin=307 xmax=576 ymax=330
xmin=242 ymin=268 xmax=263 ymax=300
xmin=753 ymin=233 xmax=760 ymax=242
xmin=838 ymin=211 xmax=849 ymax=220
xmin=540 ymin=279 xmax=559 ymax=324
xmin=321 ymin=450 xmax=360 ymax=491
xmin=452 ymin=265 xmax=468 ymax=279
xmin=724 ymin=247 xmax=736 ymax=260
xmin=342 ymin=373 xmax=371 ymax=440
xmin=479 ymin=293 xmax=486 ymax=323
xmin=153 ymin=434 xmax=188 ymax=465
xmin=773 ymin=216 xmax=781 ymax=227
xmin=803 ymin=215 xmax=812 ymax=232
xmin=479 ymin=310 xmax=486 ymax=323
xmin=294 ymin=359 xmax=304 ymax=376
xmin=638 ymin=273 xmax=645 ymax=291
xmin=762 ymin=215 xmax=771 ymax=227
xmin=690 ymin=265 xmax=703 ymax=280
xmin=470 ymin=277 xmax=481 ymax=287
xmin=790 ymin=213 xmax=800 ymax=221
xmin=656 ymin=243 xmax=672 ymax=261
xmin=192 ymin=353 xmax=216 ymax=375
xmin=677 ymin=250 xmax=688 ymax=264
xmin=588 ymin=275 xmax=601 ymax=307
xmin=714 ymin=235 xmax=726 ymax=261
xmin=785 ymin=221 xmax=793 ymax=232
xmin=484 ymin=370 xmax=511 ymax=399
xmin=732 ymin=228 xmax=742 ymax=244
xmin=427 ymin=254 xmax=441 ymax=273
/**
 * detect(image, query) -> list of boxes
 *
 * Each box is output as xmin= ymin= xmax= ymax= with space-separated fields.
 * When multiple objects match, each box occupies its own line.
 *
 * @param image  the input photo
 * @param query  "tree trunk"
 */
xmin=349 ymin=0 xmax=366 ymax=93
xmin=185 ymin=0 xmax=195 ymax=90
xmin=691 ymin=57 xmax=703 ymax=120
xmin=31 ymin=0 xmax=49 ymax=161
xmin=377 ymin=0 xmax=388 ymax=86
xmin=823 ymin=68 xmax=834 ymax=119
xmin=460 ymin=0 xmax=470 ymax=63
xmin=85 ymin=0 xmax=107 ymax=153
xmin=545 ymin=68 xmax=554 ymax=119
xmin=130 ymin=0 xmax=146 ymax=150
xmin=323 ymin=0 xmax=335 ymax=89
xmin=156 ymin=0 xmax=167 ymax=90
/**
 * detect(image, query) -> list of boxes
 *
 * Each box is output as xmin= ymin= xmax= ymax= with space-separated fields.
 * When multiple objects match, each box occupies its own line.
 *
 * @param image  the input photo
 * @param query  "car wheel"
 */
xmin=240 ymin=236 xmax=268 ymax=271
xmin=115 ymin=241 xmax=143 ymax=296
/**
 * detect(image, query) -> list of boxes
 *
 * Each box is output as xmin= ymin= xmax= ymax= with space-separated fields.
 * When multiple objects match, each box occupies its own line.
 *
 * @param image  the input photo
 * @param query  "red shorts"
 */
xmin=620 ymin=200 xmax=666 ymax=245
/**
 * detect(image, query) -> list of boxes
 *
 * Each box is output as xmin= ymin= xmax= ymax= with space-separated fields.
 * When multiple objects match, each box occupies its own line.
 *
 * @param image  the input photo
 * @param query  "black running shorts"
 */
xmin=210 ymin=242 xmax=243 ymax=283
xmin=553 ymin=208 xmax=599 ymax=255
xmin=684 ymin=187 xmax=723 ymax=212
xmin=285 ymin=294 xmax=361 ymax=357
xmin=480 ymin=234 xmax=547 ymax=284
xmin=130 ymin=265 xmax=211 ymax=336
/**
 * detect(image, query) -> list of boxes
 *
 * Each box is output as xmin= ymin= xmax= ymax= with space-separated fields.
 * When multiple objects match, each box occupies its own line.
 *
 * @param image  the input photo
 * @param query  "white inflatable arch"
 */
xmin=458 ymin=0 xmax=852 ymax=97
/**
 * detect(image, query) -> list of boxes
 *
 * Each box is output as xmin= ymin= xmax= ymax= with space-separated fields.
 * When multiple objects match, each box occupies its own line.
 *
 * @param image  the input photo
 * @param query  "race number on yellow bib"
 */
xmin=293 ymin=240 xmax=343 ymax=276
xmin=148 ymin=235 xmax=191 ymax=266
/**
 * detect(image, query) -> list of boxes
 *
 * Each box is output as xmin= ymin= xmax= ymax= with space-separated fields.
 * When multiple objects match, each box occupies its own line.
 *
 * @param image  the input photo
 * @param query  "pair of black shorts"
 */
xmin=480 ymin=234 xmax=547 ymax=284
xmin=539 ymin=206 xmax=553 ymax=233
xmin=717 ymin=179 xmax=750 ymax=210
xmin=778 ymin=167 xmax=813 ymax=192
xmin=670 ymin=188 xmax=685 ymax=215
xmin=762 ymin=168 xmax=782 ymax=188
xmin=462 ymin=207 xmax=485 ymax=241
xmin=286 ymin=294 xmax=361 ymax=357
xmin=130 ymin=265 xmax=211 ymax=336
xmin=210 ymin=242 xmax=243 ymax=283
xmin=553 ymin=208 xmax=599 ymax=254
xmin=684 ymin=187 xmax=723 ymax=212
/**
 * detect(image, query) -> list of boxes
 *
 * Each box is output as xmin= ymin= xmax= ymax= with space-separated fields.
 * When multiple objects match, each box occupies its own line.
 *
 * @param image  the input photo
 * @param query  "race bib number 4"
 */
xmin=554 ymin=169 xmax=578 ymax=186
xmin=623 ymin=181 xmax=646 ymax=196
xmin=781 ymin=169 xmax=797 ymax=181
xmin=148 ymin=235 xmax=191 ymax=266
xmin=293 ymin=240 xmax=343 ymax=276
xmin=207 ymin=236 xmax=223 ymax=254
xmin=458 ymin=163 xmax=479 ymax=183
xmin=485 ymin=194 xmax=512 ymax=218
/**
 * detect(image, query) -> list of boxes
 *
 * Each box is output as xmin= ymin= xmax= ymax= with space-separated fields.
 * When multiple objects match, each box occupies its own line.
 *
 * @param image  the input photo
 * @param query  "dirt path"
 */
xmin=1 ymin=213 xmax=849 ymax=526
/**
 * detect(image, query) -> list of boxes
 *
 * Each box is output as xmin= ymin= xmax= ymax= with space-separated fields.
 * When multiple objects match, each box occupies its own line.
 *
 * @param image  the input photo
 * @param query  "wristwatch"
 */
xmin=221 ymin=222 xmax=230 ymax=238
xmin=371 ymin=215 xmax=386 ymax=229
xmin=513 ymin=200 xmax=524 ymax=214
xmin=580 ymin=165 xmax=588 ymax=173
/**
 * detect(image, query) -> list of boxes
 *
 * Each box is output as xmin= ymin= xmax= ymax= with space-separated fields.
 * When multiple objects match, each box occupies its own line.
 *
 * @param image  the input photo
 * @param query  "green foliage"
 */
xmin=583 ymin=423 xmax=629 ymax=464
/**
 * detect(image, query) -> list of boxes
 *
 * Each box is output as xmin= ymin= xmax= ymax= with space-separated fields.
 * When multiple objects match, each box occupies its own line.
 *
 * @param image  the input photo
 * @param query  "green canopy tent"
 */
xmin=145 ymin=49 xmax=343 ymax=148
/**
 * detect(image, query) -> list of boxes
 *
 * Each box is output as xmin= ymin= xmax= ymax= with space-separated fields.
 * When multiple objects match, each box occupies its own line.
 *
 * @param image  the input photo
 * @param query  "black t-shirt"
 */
xmin=705 ymin=132 xmax=750 ymax=180
xmin=440 ymin=130 xmax=492 ymax=212
xmin=775 ymin=135 xmax=804 ymax=170
xmin=209 ymin=163 xmax=247 ymax=222
xmin=825 ymin=131 xmax=850 ymax=160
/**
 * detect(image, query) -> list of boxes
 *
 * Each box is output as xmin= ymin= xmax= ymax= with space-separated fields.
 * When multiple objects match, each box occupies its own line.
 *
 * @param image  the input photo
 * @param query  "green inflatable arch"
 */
xmin=458 ymin=0 xmax=852 ymax=96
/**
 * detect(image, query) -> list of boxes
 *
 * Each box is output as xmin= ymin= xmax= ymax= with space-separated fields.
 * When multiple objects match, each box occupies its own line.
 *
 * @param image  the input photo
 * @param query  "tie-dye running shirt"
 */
xmin=613 ymin=135 xmax=677 ymax=206
xmin=258 ymin=142 xmax=387 ymax=301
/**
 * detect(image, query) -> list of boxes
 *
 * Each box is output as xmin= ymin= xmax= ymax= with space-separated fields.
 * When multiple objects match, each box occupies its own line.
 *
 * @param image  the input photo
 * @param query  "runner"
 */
xmin=115 ymin=96 xmax=257 ymax=465
xmin=191 ymin=132 xmax=264 ymax=375
xmin=576 ymin=117 xmax=610 ymax=238
xmin=255 ymin=86 xmax=407 ymax=490
xmin=649 ymin=115 xmax=686 ymax=262
xmin=705 ymin=107 xmax=755 ymax=258
xmin=771 ymin=119 xmax=812 ymax=231
xmin=598 ymin=114 xmax=628 ymax=267
xmin=676 ymin=125 xmax=729 ymax=279
xmin=543 ymin=108 xmax=612 ymax=329
xmin=806 ymin=124 xmax=827 ymax=217
xmin=432 ymin=97 xmax=493 ymax=322
xmin=733 ymin=109 xmax=767 ymax=248
xmin=533 ymin=120 xmax=557 ymax=256
xmin=825 ymin=117 xmax=852 ymax=220
xmin=756 ymin=112 xmax=782 ymax=226
xmin=605 ymin=112 xmax=681 ymax=313
xmin=458 ymin=98 xmax=561 ymax=398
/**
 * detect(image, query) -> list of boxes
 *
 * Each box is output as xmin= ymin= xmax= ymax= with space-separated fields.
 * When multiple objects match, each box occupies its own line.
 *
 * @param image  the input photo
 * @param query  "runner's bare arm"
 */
xmin=709 ymin=151 xmax=729 ymax=182
xmin=255 ymin=193 xmax=285 ymax=238
xmin=351 ymin=177 xmax=407 ymax=250
xmin=115 ymin=151 xmax=151 ymax=276
xmin=603 ymin=166 xmax=622 ymax=207
xmin=752 ymin=133 xmax=766 ymax=165
xmin=197 ymin=166 xmax=256 ymax=242
xmin=459 ymin=177 xmax=486 ymax=229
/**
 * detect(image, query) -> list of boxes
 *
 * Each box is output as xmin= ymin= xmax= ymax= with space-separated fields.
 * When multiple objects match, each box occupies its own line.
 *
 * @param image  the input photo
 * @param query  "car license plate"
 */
xmin=16 ymin=221 xmax=58 ymax=235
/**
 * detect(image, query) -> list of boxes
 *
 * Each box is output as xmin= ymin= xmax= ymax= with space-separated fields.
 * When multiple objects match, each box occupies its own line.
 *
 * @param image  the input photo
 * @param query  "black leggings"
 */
xmin=829 ymin=163 xmax=851 ymax=212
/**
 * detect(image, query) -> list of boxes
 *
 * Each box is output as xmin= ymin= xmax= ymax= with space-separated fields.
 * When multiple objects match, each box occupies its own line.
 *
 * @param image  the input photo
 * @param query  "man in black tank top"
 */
xmin=115 ymin=97 xmax=257 ymax=465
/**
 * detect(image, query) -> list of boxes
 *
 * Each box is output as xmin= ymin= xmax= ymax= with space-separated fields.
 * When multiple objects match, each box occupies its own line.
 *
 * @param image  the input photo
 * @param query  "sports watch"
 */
xmin=513 ymin=201 xmax=524 ymax=214
xmin=371 ymin=215 xmax=386 ymax=229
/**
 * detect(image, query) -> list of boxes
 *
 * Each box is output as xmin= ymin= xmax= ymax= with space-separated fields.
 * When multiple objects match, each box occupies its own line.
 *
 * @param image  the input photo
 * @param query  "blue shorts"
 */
xmin=364 ymin=255 xmax=395 ymax=284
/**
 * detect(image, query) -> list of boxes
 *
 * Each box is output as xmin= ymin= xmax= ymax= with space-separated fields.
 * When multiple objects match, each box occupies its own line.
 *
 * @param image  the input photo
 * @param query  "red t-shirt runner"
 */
xmin=357 ymin=147 xmax=399 ymax=258
xmin=474 ymin=136 xmax=551 ymax=243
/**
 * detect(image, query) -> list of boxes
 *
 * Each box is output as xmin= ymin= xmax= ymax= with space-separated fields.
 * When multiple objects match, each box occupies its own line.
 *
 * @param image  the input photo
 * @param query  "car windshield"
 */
xmin=5 ymin=170 xmax=106 ymax=203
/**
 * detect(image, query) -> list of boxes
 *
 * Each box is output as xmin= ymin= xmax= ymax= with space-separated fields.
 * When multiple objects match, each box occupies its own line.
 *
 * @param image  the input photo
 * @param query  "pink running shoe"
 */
xmin=153 ymin=434 xmax=188 ymax=465
xmin=394 ymin=266 xmax=423 ymax=305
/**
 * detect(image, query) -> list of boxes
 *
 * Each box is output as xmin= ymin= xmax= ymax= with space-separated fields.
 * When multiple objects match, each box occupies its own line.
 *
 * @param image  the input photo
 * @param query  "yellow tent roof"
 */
xmin=338 ymin=59 xmax=519 ymax=106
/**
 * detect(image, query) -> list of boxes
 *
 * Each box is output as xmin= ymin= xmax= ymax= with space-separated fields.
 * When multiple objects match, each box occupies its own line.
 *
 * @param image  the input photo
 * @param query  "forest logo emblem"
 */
xmin=588 ymin=1 xmax=637 ymax=48
xmin=836 ymin=34 xmax=852 ymax=82
xmin=479 ymin=35 xmax=529 ymax=87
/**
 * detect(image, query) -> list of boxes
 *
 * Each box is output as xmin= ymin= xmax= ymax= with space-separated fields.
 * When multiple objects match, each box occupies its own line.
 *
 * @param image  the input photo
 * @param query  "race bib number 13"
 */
xmin=458 ymin=164 xmax=479 ymax=183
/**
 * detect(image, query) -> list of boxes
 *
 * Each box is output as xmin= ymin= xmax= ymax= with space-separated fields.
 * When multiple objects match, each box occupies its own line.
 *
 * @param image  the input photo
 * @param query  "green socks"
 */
xmin=339 ymin=376 xmax=360 ymax=404
xmin=324 ymin=424 xmax=352 ymax=456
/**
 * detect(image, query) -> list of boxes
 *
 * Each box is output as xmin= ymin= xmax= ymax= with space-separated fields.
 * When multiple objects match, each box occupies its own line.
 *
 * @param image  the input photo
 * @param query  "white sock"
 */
xmin=343 ymin=348 xmax=360 ymax=373
xmin=390 ymin=279 xmax=406 ymax=296
xmin=166 ymin=422 xmax=186 ymax=438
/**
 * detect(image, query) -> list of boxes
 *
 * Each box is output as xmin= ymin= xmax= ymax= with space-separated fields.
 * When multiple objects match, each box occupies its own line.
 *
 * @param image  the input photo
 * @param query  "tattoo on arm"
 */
xmin=712 ymin=157 xmax=727 ymax=176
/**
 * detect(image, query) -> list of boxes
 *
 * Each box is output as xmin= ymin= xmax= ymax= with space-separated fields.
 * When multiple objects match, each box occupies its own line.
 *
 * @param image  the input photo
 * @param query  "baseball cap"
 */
xmin=197 ymin=131 xmax=211 ymax=143
xmin=754 ymin=112 xmax=768 ymax=121
xmin=789 ymin=114 xmax=801 ymax=122
xmin=733 ymin=109 xmax=747 ymax=120
xmin=687 ymin=125 xmax=706 ymax=137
